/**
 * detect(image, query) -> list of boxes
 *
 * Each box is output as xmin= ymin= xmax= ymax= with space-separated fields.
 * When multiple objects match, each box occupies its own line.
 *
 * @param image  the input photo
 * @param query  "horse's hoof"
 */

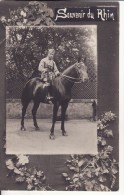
xmin=49 ymin=134 xmax=55 ymax=140
xmin=35 ymin=126 xmax=40 ymax=131
xmin=20 ymin=127 xmax=26 ymax=131
xmin=62 ymin=132 xmax=68 ymax=136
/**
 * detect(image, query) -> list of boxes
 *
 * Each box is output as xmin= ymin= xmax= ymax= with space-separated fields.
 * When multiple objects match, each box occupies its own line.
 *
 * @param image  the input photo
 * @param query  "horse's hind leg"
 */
xmin=32 ymin=101 xmax=40 ymax=130
xmin=21 ymin=102 xmax=29 ymax=131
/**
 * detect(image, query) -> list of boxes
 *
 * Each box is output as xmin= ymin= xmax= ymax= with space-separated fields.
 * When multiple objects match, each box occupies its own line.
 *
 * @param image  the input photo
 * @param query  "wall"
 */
xmin=6 ymin=99 xmax=93 ymax=119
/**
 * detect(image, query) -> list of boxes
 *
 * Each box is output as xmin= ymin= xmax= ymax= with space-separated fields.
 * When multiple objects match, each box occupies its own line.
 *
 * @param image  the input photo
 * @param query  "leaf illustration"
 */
xmin=16 ymin=176 xmax=25 ymax=183
xmin=78 ymin=160 xmax=85 ymax=167
xmin=104 ymin=129 xmax=113 ymax=137
xmin=85 ymin=181 xmax=94 ymax=191
xmin=98 ymin=175 xmax=106 ymax=183
xmin=16 ymin=22 xmax=23 ymax=26
xmin=66 ymin=177 xmax=70 ymax=181
xmin=6 ymin=159 xmax=15 ymax=170
xmin=106 ymin=145 xmax=113 ymax=153
xmin=73 ymin=177 xmax=79 ymax=183
xmin=17 ymin=155 xmax=29 ymax=165
xmin=69 ymin=166 xmax=75 ymax=171
xmin=45 ymin=17 xmax=54 ymax=26
xmin=95 ymin=167 xmax=101 ymax=176
xmin=111 ymin=165 xmax=118 ymax=174
xmin=37 ymin=170 xmax=44 ymax=178
xmin=27 ymin=184 xmax=33 ymax=190
xmin=62 ymin=173 xmax=68 ymax=178
xmin=86 ymin=171 xmax=92 ymax=178
xmin=42 ymin=175 xmax=46 ymax=182
xmin=45 ymin=8 xmax=54 ymax=18
xmin=74 ymin=167 xmax=80 ymax=173
xmin=101 ymin=139 xmax=107 ymax=146
xmin=93 ymin=184 xmax=102 ymax=191
xmin=102 ymin=168 xmax=109 ymax=174
xmin=33 ymin=18 xmax=42 ymax=25
xmin=14 ymin=167 xmax=23 ymax=175
xmin=26 ymin=177 xmax=33 ymax=184
xmin=100 ymin=184 xmax=105 ymax=190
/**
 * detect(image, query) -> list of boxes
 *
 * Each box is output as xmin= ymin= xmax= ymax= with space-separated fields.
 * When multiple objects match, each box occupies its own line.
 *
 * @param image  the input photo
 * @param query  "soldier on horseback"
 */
xmin=38 ymin=49 xmax=60 ymax=102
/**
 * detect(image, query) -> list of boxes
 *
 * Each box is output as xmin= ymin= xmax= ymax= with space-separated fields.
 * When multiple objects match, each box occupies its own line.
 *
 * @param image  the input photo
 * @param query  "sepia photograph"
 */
xmin=6 ymin=26 xmax=97 ymax=154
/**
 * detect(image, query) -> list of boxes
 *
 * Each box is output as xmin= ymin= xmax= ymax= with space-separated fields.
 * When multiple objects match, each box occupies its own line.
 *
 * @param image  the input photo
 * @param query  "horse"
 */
xmin=20 ymin=61 xmax=89 ymax=139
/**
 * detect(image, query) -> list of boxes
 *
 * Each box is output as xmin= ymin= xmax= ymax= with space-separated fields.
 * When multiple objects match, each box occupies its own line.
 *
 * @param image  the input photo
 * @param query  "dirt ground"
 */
xmin=6 ymin=119 xmax=97 ymax=155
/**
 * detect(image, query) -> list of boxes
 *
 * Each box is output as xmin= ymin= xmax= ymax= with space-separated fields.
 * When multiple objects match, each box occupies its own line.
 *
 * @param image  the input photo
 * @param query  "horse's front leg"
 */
xmin=61 ymin=102 xmax=68 ymax=136
xmin=32 ymin=101 xmax=40 ymax=130
xmin=50 ymin=103 xmax=59 ymax=139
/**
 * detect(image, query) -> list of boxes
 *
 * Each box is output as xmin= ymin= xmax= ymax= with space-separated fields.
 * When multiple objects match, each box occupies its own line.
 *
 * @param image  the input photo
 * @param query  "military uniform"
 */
xmin=38 ymin=57 xmax=59 ymax=85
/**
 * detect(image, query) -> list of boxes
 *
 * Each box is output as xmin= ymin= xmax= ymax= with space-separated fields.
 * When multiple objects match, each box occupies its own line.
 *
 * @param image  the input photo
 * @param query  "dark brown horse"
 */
xmin=20 ymin=62 xmax=89 ymax=139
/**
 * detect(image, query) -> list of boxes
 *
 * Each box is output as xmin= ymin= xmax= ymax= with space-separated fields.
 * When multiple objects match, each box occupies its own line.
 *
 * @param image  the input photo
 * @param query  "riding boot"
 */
xmin=45 ymin=86 xmax=54 ymax=103
xmin=47 ymin=85 xmax=54 ymax=100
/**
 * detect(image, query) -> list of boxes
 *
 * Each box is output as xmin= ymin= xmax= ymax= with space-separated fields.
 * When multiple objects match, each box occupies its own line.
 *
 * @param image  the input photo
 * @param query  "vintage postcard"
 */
xmin=0 ymin=0 xmax=120 ymax=191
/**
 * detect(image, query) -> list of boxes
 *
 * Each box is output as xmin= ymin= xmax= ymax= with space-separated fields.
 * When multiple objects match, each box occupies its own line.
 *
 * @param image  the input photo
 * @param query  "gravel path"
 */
xmin=6 ymin=119 xmax=97 ymax=155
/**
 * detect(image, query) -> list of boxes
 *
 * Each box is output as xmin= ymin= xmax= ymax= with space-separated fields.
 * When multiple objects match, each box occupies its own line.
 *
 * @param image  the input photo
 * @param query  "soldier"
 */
xmin=38 ymin=49 xmax=60 ymax=102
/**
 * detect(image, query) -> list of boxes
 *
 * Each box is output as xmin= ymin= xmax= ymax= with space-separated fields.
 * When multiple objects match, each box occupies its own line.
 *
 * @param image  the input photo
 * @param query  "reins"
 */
xmin=61 ymin=64 xmax=83 ymax=83
xmin=61 ymin=74 xmax=82 ymax=83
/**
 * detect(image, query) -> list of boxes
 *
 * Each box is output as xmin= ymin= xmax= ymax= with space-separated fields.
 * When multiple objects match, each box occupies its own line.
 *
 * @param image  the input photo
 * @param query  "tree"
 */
xmin=6 ymin=26 xmax=97 ymax=81
xmin=1 ymin=1 xmax=97 ymax=98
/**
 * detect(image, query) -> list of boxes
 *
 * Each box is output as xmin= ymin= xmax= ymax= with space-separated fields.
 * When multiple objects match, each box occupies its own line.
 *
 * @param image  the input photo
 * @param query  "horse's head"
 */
xmin=75 ymin=61 xmax=89 ymax=83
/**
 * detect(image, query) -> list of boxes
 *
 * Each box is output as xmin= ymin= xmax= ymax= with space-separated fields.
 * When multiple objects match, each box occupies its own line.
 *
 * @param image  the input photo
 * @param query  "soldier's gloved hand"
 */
xmin=56 ymin=72 xmax=61 ymax=77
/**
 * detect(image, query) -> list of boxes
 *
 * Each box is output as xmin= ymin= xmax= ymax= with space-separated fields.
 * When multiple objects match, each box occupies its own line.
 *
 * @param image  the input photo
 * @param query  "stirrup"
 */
xmin=44 ymin=96 xmax=53 ymax=104
xmin=47 ymin=96 xmax=54 ymax=101
xmin=44 ymin=98 xmax=50 ymax=104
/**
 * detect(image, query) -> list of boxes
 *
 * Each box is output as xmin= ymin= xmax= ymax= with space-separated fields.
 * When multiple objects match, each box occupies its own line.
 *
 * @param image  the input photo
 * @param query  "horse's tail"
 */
xmin=21 ymin=80 xmax=32 ymax=106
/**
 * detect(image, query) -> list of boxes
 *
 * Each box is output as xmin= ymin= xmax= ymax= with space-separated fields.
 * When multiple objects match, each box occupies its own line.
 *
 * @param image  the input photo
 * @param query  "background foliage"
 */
xmin=1 ymin=1 xmax=97 ymax=99
xmin=6 ymin=26 xmax=97 ymax=81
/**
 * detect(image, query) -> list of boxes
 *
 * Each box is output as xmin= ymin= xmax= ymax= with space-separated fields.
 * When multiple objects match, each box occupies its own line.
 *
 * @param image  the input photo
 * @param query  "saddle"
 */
xmin=39 ymin=79 xmax=54 ymax=104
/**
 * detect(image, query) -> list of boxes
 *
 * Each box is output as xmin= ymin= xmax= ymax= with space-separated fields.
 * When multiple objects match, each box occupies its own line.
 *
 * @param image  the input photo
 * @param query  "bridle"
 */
xmin=61 ymin=64 xmax=83 ymax=83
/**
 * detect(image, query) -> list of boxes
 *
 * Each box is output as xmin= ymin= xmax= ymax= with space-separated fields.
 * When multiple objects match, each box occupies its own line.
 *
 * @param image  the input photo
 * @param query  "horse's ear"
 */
xmin=76 ymin=62 xmax=81 ymax=68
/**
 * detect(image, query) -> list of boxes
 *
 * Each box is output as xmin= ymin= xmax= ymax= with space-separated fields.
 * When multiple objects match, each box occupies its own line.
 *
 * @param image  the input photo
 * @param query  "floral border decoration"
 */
xmin=0 ymin=1 xmax=55 ymax=27
xmin=5 ymin=155 xmax=54 ymax=191
xmin=62 ymin=112 xmax=118 ymax=191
